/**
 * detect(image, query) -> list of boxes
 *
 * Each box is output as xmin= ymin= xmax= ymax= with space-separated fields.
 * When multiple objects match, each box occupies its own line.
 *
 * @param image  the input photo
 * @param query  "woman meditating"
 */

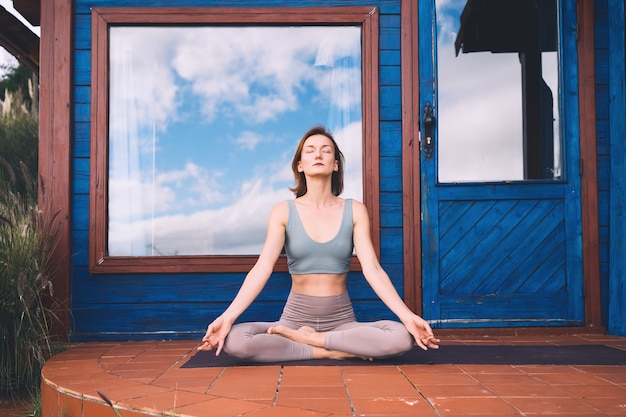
xmin=198 ymin=126 xmax=439 ymax=362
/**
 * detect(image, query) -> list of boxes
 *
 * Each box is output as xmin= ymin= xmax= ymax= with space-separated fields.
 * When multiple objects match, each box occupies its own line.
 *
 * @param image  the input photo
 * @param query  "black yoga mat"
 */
xmin=182 ymin=344 xmax=626 ymax=368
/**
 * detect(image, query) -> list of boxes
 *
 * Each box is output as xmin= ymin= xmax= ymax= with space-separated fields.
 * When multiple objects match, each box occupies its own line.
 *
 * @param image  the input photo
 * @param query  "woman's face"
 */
xmin=297 ymin=134 xmax=338 ymax=175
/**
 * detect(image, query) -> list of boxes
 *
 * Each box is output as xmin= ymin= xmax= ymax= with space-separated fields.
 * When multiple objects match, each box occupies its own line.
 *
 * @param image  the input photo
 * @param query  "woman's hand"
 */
xmin=197 ymin=316 xmax=232 ymax=356
xmin=403 ymin=315 xmax=440 ymax=351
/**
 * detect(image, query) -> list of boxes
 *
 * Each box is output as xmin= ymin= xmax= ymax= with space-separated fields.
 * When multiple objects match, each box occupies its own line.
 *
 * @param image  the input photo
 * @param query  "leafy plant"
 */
xmin=0 ymin=156 xmax=62 ymax=398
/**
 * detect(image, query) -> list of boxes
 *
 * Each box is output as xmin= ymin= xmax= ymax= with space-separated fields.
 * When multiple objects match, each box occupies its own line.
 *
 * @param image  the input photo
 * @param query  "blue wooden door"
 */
xmin=418 ymin=0 xmax=584 ymax=328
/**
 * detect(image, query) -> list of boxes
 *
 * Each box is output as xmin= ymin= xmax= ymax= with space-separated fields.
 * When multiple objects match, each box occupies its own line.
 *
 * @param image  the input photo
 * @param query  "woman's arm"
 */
xmin=198 ymin=200 xmax=288 ymax=354
xmin=352 ymin=200 xmax=439 ymax=350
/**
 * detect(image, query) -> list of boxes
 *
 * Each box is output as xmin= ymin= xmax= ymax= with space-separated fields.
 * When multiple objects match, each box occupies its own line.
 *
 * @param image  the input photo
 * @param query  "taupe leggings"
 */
xmin=223 ymin=291 xmax=414 ymax=362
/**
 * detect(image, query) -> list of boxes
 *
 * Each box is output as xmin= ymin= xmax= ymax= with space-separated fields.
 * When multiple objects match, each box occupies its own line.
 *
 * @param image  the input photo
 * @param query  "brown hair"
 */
xmin=289 ymin=125 xmax=345 ymax=197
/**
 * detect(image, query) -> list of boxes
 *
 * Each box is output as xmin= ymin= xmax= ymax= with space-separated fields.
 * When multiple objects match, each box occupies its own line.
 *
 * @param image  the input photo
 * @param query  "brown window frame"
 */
xmin=89 ymin=6 xmax=380 ymax=274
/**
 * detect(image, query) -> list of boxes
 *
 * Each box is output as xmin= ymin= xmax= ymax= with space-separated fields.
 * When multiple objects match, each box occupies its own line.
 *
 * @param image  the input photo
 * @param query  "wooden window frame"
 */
xmin=89 ymin=6 xmax=380 ymax=274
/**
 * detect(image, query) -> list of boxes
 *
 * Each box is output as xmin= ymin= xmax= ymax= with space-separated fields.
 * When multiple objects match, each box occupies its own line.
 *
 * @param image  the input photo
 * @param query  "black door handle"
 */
xmin=422 ymin=102 xmax=435 ymax=159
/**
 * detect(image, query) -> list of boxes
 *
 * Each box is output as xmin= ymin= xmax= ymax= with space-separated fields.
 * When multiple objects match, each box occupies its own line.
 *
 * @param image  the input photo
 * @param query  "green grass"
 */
xmin=0 ymin=157 xmax=63 ymax=399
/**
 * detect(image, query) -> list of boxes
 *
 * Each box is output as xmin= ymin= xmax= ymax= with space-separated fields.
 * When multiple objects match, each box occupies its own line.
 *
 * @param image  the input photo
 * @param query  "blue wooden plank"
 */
xmin=74 ymin=102 xmax=89 ymax=123
xmin=598 ymin=190 xmax=610 ymax=222
xmin=596 ymin=120 xmax=610 ymax=155
xmin=380 ymin=191 xmax=402 ymax=228
xmin=438 ymin=294 xmax=580 ymax=325
xmin=380 ymin=156 xmax=401 ymax=192
xmin=595 ymin=86 xmax=610 ymax=115
xmin=379 ymin=65 xmax=400 ymax=86
xmin=594 ymin=49 xmax=609 ymax=84
xmin=72 ymin=124 xmax=90 ymax=158
xmin=379 ymin=85 xmax=402 ymax=120
xmin=71 ymin=193 xmax=89 ymax=231
xmin=73 ymin=50 xmax=91 ymax=86
xmin=379 ymin=50 xmax=400 ymax=65
xmin=598 ymin=226 xmax=610 ymax=262
xmin=379 ymin=121 xmax=401 ymax=157
xmin=345 ymin=266 xmax=404 ymax=302
xmin=438 ymin=200 xmax=498 ymax=258
xmin=472 ymin=200 xmax=565 ymax=295
xmin=593 ymin=7 xmax=609 ymax=48
xmin=594 ymin=0 xmax=609 ymax=14
xmin=380 ymin=26 xmax=400 ymax=51
xmin=75 ymin=1 xmax=401 ymax=14
xmin=72 ymin=157 xmax=90 ymax=194
xmin=379 ymin=226 xmax=402 ymax=265
xmin=439 ymin=200 xmax=528 ymax=294
xmin=510 ymin=226 xmax=566 ymax=293
xmin=70 ymin=301 xmax=285 ymax=339
xmin=74 ymin=14 xmax=92 ymax=49
xmin=437 ymin=183 xmax=567 ymax=200
xmin=608 ymin=0 xmax=626 ymax=336
xmin=379 ymin=13 xmax=399 ymax=29
xmin=70 ymin=296 xmax=400 ymax=342
xmin=71 ymin=231 xmax=88 ymax=266
xmin=73 ymin=86 xmax=90 ymax=104
xmin=72 ymin=268 xmax=291 ymax=304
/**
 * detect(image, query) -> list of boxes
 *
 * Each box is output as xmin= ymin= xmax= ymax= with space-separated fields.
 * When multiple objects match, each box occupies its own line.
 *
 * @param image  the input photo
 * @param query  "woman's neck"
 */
xmin=299 ymin=178 xmax=338 ymax=207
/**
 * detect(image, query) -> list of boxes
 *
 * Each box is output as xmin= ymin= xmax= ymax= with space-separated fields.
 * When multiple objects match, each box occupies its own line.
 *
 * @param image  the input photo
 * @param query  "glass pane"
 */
xmin=107 ymin=26 xmax=363 ymax=256
xmin=436 ymin=0 xmax=561 ymax=182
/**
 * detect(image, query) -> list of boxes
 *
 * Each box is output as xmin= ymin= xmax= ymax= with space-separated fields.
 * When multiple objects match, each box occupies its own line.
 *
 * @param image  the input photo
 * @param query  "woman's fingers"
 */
xmin=214 ymin=339 xmax=224 ymax=356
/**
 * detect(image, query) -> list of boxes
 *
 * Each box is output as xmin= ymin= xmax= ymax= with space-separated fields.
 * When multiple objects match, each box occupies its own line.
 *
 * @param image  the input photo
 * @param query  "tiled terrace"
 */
xmin=40 ymin=331 xmax=626 ymax=417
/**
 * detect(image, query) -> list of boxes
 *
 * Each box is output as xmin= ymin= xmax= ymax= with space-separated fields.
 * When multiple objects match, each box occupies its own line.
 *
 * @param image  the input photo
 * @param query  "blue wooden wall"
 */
xmin=69 ymin=0 xmax=623 ymax=340
xmin=594 ymin=0 xmax=625 ymax=334
xmin=594 ymin=0 xmax=611 ymax=329
xmin=70 ymin=0 xmax=404 ymax=341
xmin=606 ymin=0 xmax=626 ymax=336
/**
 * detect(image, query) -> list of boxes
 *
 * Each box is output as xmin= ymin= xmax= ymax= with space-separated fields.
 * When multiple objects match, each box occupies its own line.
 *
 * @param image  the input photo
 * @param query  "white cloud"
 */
xmin=109 ymin=28 xmax=180 ymax=134
xmin=110 ymin=26 xmax=360 ymax=129
xmin=109 ymin=174 xmax=294 ymax=255
xmin=437 ymin=40 xmax=525 ymax=181
xmin=105 ymin=25 xmax=364 ymax=256
xmin=107 ymin=121 xmax=364 ymax=256
xmin=234 ymin=131 xmax=263 ymax=151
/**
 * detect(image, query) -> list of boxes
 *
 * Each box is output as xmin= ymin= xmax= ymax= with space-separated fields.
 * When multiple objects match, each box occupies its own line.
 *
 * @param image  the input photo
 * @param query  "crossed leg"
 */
xmin=269 ymin=320 xmax=414 ymax=359
xmin=267 ymin=325 xmax=370 ymax=360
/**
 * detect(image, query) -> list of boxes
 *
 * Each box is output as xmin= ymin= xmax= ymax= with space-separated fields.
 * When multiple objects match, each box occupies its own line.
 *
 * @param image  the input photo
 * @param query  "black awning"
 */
xmin=455 ymin=0 xmax=557 ymax=56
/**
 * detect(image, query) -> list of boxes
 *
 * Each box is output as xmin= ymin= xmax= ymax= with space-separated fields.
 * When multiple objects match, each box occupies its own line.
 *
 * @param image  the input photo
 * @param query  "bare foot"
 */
xmin=267 ymin=325 xmax=373 ymax=361
xmin=267 ymin=325 xmax=325 ymax=348
xmin=312 ymin=347 xmax=374 ymax=361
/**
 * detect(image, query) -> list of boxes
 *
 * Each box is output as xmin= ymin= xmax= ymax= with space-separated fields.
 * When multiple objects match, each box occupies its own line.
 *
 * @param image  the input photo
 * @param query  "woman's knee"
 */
xmin=379 ymin=320 xmax=414 ymax=355
xmin=222 ymin=322 xmax=269 ymax=359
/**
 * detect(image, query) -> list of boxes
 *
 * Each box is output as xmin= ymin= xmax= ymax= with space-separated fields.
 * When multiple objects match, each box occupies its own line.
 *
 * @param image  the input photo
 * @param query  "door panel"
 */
xmin=418 ymin=0 xmax=584 ymax=328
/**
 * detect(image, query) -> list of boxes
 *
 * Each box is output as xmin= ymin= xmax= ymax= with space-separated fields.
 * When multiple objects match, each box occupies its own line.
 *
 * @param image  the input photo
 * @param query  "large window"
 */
xmin=89 ymin=7 xmax=380 ymax=273
xmin=436 ymin=0 xmax=561 ymax=182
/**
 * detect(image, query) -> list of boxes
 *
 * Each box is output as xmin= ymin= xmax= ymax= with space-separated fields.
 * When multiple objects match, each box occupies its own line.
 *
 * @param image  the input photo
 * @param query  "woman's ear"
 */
xmin=297 ymin=161 xmax=304 ymax=172
xmin=334 ymin=160 xmax=339 ymax=171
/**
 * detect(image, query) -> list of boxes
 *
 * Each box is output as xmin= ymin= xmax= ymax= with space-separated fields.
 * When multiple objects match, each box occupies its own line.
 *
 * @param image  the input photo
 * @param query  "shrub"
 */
xmin=0 ymin=92 xmax=38 ymax=197
xmin=0 ymin=157 xmax=61 ymax=398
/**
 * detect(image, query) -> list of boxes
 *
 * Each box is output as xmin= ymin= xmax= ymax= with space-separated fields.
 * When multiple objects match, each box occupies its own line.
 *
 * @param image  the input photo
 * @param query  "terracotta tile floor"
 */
xmin=40 ymin=332 xmax=626 ymax=416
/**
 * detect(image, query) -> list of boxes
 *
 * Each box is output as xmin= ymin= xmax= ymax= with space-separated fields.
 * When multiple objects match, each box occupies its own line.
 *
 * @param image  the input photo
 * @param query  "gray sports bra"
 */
xmin=284 ymin=199 xmax=353 ymax=274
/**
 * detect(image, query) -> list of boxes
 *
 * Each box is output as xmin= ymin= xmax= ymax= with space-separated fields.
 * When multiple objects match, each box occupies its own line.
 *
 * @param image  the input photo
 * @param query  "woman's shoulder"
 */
xmin=268 ymin=200 xmax=291 ymax=221
xmin=345 ymin=197 xmax=365 ymax=209
xmin=347 ymin=198 xmax=370 ymax=221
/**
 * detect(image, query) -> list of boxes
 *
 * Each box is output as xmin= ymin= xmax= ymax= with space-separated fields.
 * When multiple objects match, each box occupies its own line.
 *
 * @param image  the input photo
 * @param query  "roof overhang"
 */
xmin=0 ymin=0 xmax=40 ymax=73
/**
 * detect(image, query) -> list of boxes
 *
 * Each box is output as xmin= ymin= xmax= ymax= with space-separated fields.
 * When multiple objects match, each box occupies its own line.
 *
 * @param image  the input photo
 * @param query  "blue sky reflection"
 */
xmin=107 ymin=26 xmax=362 ymax=256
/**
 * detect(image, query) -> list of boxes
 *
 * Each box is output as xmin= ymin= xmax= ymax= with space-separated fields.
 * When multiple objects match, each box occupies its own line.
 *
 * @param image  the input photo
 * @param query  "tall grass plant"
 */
xmin=0 ymin=156 xmax=61 ymax=398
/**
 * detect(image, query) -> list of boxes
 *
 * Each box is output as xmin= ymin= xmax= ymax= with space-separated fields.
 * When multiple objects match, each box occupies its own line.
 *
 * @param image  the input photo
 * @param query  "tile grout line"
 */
xmin=272 ymin=366 xmax=284 ymax=406
xmin=339 ymin=366 xmax=356 ymax=416
xmin=396 ymin=365 xmax=443 ymax=417
xmin=204 ymin=367 xmax=226 ymax=395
